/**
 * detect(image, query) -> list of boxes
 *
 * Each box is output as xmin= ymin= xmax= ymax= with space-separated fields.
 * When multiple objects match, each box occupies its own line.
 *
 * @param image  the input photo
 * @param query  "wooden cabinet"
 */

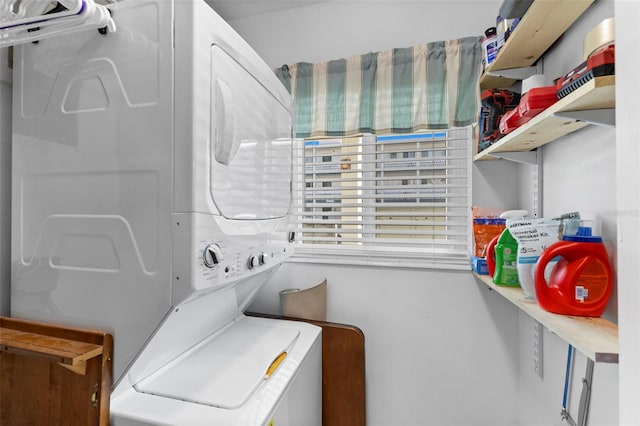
xmin=0 ymin=316 xmax=113 ymax=425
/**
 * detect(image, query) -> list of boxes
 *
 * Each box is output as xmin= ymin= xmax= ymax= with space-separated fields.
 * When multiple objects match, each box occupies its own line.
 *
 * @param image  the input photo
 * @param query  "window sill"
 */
xmin=287 ymin=246 xmax=470 ymax=270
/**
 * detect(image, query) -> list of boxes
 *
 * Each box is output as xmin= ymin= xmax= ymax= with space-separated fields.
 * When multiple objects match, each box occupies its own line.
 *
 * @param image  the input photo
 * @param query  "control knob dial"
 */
xmin=203 ymin=244 xmax=223 ymax=268
xmin=247 ymin=255 xmax=259 ymax=269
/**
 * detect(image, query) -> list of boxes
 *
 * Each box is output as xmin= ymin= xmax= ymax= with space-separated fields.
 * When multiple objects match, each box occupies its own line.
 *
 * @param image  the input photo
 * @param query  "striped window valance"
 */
xmin=275 ymin=36 xmax=483 ymax=138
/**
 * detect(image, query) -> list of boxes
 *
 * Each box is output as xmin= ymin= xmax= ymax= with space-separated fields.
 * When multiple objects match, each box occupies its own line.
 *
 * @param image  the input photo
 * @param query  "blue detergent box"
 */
xmin=471 ymin=256 xmax=489 ymax=275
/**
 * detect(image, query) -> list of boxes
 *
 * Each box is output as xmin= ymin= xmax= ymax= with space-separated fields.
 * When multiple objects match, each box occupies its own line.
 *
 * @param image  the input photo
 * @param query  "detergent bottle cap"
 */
xmin=561 ymin=220 xmax=603 ymax=242
xmin=485 ymin=27 xmax=497 ymax=37
xmin=500 ymin=209 xmax=528 ymax=220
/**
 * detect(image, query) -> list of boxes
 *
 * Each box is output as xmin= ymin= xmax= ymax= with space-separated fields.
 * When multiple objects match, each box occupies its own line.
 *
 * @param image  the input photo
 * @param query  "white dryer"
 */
xmin=10 ymin=0 xmax=321 ymax=424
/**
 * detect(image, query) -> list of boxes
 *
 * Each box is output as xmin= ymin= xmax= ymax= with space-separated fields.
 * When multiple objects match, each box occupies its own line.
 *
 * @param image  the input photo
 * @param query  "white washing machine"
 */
xmin=10 ymin=1 xmax=321 ymax=424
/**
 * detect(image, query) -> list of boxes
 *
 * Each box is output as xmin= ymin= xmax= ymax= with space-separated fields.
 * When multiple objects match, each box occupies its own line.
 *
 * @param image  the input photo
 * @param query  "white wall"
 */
xmin=515 ymin=2 xmax=619 ymax=425
xmin=224 ymin=0 xmax=503 ymax=70
xmin=250 ymin=263 xmax=520 ymax=426
xmin=223 ymin=1 xmax=622 ymax=425
xmin=0 ymin=47 xmax=11 ymax=317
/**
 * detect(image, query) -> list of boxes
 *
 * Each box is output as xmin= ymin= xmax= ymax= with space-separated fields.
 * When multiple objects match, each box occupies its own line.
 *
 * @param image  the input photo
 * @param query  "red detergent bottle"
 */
xmin=486 ymin=234 xmax=499 ymax=277
xmin=534 ymin=220 xmax=612 ymax=317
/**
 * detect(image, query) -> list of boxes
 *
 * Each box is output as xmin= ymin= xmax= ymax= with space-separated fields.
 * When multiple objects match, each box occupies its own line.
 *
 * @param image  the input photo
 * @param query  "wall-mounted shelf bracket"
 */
xmin=553 ymin=108 xmax=615 ymax=127
xmin=487 ymin=150 xmax=538 ymax=165
xmin=487 ymin=149 xmax=542 ymax=217
xmin=485 ymin=66 xmax=539 ymax=80
xmin=485 ymin=61 xmax=543 ymax=81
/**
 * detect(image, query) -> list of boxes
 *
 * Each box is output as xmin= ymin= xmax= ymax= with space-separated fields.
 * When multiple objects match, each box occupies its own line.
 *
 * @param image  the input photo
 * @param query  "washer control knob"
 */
xmin=258 ymin=252 xmax=268 ymax=265
xmin=203 ymin=244 xmax=223 ymax=268
xmin=247 ymin=255 xmax=259 ymax=269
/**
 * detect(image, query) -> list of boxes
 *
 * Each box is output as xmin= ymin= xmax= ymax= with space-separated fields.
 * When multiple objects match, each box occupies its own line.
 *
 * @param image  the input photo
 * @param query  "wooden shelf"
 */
xmin=473 ymin=273 xmax=618 ymax=363
xmin=474 ymin=75 xmax=615 ymax=161
xmin=1 ymin=316 xmax=113 ymax=425
xmin=0 ymin=327 xmax=103 ymax=374
xmin=479 ymin=0 xmax=594 ymax=90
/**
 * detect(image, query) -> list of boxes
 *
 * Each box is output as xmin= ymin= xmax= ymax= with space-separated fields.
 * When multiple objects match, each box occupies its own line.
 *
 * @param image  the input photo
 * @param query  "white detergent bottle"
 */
xmin=507 ymin=218 xmax=563 ymax=301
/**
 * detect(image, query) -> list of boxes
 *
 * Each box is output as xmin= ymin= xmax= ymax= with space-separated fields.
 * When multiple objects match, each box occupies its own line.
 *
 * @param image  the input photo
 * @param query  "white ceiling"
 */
xmin=206 ymin=0 xmax=329 ymax=21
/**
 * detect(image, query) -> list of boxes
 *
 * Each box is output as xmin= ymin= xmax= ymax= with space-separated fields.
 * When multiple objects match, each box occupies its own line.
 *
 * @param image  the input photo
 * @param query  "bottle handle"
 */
xmin=534 ymin=241 xmax=567 ymax=290
xmin=486 ymin=234 xmax=499 ymax=277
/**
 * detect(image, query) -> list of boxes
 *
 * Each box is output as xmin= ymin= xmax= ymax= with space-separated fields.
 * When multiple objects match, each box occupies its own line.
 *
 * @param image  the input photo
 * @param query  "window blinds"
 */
xmin=290 ymin=127 xmax=473 ymax=269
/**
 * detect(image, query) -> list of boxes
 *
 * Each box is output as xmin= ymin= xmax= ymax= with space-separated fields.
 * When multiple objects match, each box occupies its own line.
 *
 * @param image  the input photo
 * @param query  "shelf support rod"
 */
xmin=486 ymin=150 xmax=538 ymax=165
xmin=553 ymin=109 xmax=615 ymax=127
xmin=534 ymin=147 xmax=543 ymax=218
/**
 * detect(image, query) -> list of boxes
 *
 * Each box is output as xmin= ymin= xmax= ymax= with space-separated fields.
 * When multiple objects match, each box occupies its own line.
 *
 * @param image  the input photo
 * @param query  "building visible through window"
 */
xmin=291 ymin=129 xmax=472 ymax=267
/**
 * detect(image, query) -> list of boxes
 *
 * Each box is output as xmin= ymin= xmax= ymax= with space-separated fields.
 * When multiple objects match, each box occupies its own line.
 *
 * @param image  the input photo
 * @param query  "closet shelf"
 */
xmin=479 ymin=0 xmax=594 ymax=89
xmin=473 ymin=273 xmax=618 ymax=363
xmin=474 ymin=75 xmax=615 ymax=161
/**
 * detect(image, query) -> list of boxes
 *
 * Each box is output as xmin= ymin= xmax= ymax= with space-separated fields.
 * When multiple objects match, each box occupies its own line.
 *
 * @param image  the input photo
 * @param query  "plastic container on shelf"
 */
xmin=518 ymin=85 xmax=559 ymax=117
xmin=507 ymin=217 xmax=564 ymax=301
xmin=486 ymin=210 xmax=527 ymax=286
xmin=499 ymin=106 xmax=523 ymax=135
xmin=482 ymin=27 xmax=498 ymax=69
xmin=488 ymin=228 xmax=519 ymax=286
xmin=499 ymin=85 xmax=559 ymax=136
xmin=473 ymin=217 xmax=506 ymax=258
xmin=535 ymin=220 xmax=613 ymax=317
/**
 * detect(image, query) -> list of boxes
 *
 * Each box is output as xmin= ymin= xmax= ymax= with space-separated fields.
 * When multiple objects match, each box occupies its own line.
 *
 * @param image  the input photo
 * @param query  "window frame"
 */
xmin=289 ymin=127 xmax=474 ymax=270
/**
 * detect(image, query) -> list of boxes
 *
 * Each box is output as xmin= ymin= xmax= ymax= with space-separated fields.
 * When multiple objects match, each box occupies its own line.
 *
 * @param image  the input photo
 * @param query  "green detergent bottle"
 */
xmin=492 ymin=228 xmax=519 ymax=286
xmin=492 ymin=210 xmax=527 ymax=286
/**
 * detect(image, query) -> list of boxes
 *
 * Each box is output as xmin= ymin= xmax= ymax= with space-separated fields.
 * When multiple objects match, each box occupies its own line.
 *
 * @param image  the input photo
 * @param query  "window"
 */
xmin=290 ymin=127 xmax=473 ymax=269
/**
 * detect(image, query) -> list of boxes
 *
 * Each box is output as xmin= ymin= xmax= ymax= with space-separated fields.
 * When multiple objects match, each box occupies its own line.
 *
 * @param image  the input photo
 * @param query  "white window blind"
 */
xmin=290 ymin=127 xmax=473 ymax=269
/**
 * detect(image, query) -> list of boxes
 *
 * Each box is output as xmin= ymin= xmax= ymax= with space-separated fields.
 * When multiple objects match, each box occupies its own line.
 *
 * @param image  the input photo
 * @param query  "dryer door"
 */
xmin=210 ymin=45 xmax=292 ymax=220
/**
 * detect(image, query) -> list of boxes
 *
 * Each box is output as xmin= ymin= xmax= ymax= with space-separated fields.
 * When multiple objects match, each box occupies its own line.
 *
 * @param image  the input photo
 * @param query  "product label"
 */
xmin=507 ymin=219 xmax=562 ymax=298
xmin=575 ymin=259 xmax=608 ymax=303
xmin=483 ymin=38 xmax=498 ymax=67
xmin=575 ymin=286 xmax=589 ymax=302
xmin=497 ymin=245 xmax=520 ymax=285
xmin=503 ymin=264 xmax=519 ymax=284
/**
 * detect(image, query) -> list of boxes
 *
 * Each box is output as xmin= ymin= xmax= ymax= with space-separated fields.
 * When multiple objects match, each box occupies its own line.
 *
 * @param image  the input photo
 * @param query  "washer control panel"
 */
xmin=194 ymin=236 xmax=290 ymax=291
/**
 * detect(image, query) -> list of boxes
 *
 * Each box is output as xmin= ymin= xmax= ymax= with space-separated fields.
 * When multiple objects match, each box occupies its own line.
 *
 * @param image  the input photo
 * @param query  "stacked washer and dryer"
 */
xmin=9 ymin=0 xmax=321 ymax=424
